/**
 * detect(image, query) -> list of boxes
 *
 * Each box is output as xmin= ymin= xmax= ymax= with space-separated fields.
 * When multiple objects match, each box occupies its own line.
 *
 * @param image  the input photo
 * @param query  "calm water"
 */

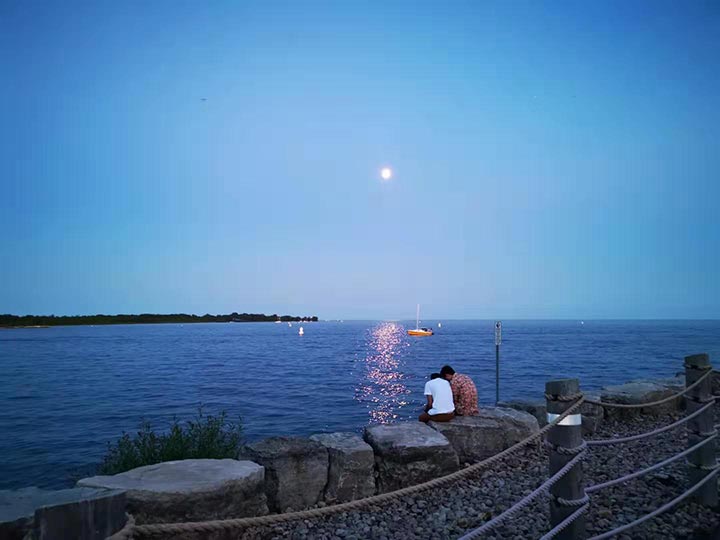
xmin=1 ymin=320 xmax=719 ymax=490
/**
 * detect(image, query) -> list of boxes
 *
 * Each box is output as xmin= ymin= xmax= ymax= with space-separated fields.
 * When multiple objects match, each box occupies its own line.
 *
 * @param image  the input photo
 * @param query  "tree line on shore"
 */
xmin=0 ymin=312 xmax=319 ymax=327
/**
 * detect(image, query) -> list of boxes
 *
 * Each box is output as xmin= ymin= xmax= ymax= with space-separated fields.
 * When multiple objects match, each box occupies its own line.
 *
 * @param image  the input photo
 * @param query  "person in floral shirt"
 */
xmin=440 ymin=365 xmax=479 ymax=416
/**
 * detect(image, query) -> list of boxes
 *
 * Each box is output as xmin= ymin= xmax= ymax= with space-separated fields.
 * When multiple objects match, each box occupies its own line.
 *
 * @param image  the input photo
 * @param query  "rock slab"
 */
xmin=78 ymin=459 xmax=267 ymax=524
xmin=0 ymin=486 xmax=126 ymax=540
xmin=430 ymin=407 xmax=539 ymax=463
xmin=580 ymin=394 xmax=604 ymax=435
xmin=309 ymin=432 xmax=376 ymax=502
xmin=363 ymin=423 xmax=459 ymax=493
xmin=501 ymin=394 xmax=604 ymax=435
xmin=238 ymin=437 xmax=328 ymax=512
xmin=600 ymin=379 xmax=683 ymax=418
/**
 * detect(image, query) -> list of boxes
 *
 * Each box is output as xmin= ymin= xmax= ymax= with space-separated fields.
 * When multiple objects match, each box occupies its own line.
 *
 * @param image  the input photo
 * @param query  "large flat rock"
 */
xmin=309 ymin=432 xmax=376 ymax=502
xmin=501 ymin=396 xmax=603 ymax=435
xmin=78 ymin=459 xmax=267 ymax=524
xmin=363 ymin=423 xmax=459 ymax=493
xmin=498 ymin=399 xmax=546 ymax=427
xmin=0 ymin=486 xmax=126 ymax=540
xmin=601 ymin=379 xmax=683 ymax=418
xmin=238 ymin=437 xmax=328 ymax=512
xmin=430 ymin=407 xmax=539 ymax=463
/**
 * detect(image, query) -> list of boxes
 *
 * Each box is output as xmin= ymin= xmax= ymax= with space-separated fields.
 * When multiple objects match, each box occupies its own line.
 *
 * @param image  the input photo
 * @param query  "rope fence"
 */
xmin=454 ymin=362 xmax=718 ymax=540
xmin=457 ymin=449 xmax=587 ymax=539
xmin=587 ymin=466 xmax=720 ymax=540
xmin=539 ymin=504 xmax=590 ymax=540
xmin=586 ymin=399 xmax=716 ymax=446
xmin=113 ymin=400 xmax=586 ymax=539
xmin=583 ymin=367 xmax=713 ymax=409
xmin=586 ymin=432 xmax=718 ymax=494
xmin=107 ymin=362 xmax=719 ymax=540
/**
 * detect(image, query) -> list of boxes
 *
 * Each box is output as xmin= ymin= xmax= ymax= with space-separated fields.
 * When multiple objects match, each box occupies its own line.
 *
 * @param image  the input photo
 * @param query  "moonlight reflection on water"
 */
xmin=354 ymin=322 xmax=412 ymax=423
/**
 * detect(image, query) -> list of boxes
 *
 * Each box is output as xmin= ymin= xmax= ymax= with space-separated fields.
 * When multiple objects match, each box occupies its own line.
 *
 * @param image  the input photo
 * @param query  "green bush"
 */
xmin=100 ymin=409 xmax=243 ymax=475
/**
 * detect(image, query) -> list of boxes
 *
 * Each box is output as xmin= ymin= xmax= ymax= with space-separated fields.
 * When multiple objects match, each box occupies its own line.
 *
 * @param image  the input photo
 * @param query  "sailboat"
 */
xmin=407 ymin=304 xmax=433 ymax=336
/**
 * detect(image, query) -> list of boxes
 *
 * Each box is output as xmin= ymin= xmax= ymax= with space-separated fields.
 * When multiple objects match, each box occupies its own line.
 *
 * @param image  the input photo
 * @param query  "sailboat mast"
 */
xmin=416 ymin=304 xmax=420 ymax=329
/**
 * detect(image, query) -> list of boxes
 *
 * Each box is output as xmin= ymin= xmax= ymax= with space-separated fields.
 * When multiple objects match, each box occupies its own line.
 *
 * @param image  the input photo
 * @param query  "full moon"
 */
xmin=380 ymin=167 xmax=393 ymax=180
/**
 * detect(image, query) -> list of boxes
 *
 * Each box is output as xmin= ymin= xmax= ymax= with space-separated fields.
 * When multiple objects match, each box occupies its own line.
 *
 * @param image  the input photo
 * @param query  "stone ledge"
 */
xmin=238 ymin=436 xmax=328 ymax=512
xmin=363 ymin=422 xmax=459 ymax=493
xmin=78 ymin=459 xmax=267 ymax=524
xmin=0 ymin=486 xmax=126 ymax=540
xmin=429 ymin=407 xmax=539 ymax=463
xmin=309 ymin=432 xmax=376 ymax=502
xmin=601 ymin=378 xmax=684 ymax=418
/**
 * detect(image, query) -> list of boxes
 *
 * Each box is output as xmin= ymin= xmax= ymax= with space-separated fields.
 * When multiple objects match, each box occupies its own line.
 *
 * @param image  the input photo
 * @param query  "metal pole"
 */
xmin=685 ymin=353 xmax=718 ymax=507
xmin=495 ymin=321 xmax=502 ymax=406
xmin=546 ymin=378 xmax=586 ymax=540
xmin=495 ymin=344 xmax=499 ymax=405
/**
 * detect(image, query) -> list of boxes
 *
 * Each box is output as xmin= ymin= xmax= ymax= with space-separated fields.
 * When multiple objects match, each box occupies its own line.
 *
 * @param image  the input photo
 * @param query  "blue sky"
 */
xmin=1 ymin=0 xmax=719 ymax=319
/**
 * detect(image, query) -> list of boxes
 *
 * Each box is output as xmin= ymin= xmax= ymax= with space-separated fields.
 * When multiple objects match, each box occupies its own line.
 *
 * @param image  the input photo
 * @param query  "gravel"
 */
xmin=242 ymin=408 xmax=720 ymax=540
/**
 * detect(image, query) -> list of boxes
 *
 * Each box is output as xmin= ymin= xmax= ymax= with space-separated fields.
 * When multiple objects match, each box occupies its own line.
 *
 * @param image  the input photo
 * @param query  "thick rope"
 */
xmin=545 ymin=440 xmax=587 ymax=456
xmin=584 ymin=368 xmax=713 ymax=409
xmin=457 ymin=449 xmax=587 ymax=539
xmin=125 ymin=398 xmax=585 ymax=538
xmin=586 ymin=432 xmax=718 ymax=493
xmin=539 ymin=504 xmax=590 ymax=540
xmin=555 ymin=493 xmax=590 ymax=507
xmin=545 ymin=391 xmax=584 ymax=402
xmin=588 ymin=465 xmax=720 ymax=540
xmin=106 ymin=514 xmax=135 ymax=540
xmin=587 ymin=400 xmax=715 ymax=446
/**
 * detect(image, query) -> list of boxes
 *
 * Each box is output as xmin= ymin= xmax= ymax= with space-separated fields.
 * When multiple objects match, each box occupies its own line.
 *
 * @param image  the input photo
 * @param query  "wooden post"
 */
xmin=685 ymin=353 xmax=718 ymax=507
xmin=547 ymin=378 xmax=586 ymax=540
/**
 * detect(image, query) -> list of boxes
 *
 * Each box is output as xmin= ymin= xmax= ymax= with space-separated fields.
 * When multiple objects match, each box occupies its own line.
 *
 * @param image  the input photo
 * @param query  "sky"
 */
xmin=1 ymin=0 xmax=719 ymax=320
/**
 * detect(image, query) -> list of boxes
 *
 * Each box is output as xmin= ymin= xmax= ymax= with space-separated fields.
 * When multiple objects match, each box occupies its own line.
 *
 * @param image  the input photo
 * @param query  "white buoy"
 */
xmin=288 ymin=322 xmax=292 ymax=327
xmin=299 ymin=326 xmax=304 ymax=335
xmin=438 ymin=322 xmax=442 ymax=328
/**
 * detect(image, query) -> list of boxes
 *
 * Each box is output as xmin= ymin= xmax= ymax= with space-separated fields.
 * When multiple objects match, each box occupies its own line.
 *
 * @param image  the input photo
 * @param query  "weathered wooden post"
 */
xmin=546 ymin=378 xmax=586 ymax=539
xmin=685 ymin=353 xmax=718 ymax=507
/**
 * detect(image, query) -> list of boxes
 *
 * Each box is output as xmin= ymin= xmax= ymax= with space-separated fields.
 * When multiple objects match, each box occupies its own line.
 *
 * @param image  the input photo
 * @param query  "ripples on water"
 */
xmin=1 ymin=320 xmax=718 ymax=490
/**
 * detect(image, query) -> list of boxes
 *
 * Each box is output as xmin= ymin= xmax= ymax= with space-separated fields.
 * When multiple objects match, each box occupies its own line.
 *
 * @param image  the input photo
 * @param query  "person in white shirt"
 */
xmin=419 ymin=372 xmax=455 ymax=422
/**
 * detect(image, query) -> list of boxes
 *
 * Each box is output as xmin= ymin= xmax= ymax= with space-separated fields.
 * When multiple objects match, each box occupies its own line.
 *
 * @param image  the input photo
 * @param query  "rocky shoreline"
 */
xmin=1 ymin=371 xmax=718 ymax=539
xmin=242 ymin=407 xmax=720 ymax=540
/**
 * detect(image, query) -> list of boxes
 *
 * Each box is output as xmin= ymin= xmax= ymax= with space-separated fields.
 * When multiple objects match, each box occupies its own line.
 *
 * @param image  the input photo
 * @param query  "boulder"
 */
xmin=498 ymin=399 xmax=546 ymax=427
xmin=600 ymin=379 xmax=682 ymax=418
xmin=78 ymin=459 xmax=266 ymax=524
xmin=238 ymin=437 xmax=328 ymax=512
xmin=0 ymin=486 xmax=126 ymax=540
xmin=429 ymin=407 xmax=539 ymax=463
xmin=581 ymin=393 xmax=604 ymax=435
xmin=655 ymin=375 xmax=685 ymax=393
xmin=501 ymin=396 xmax=603 ymax=435
xmin=363 ymin=423 xmax=459 ymax=493
xmin=309 ymin=432 xmax=376 ymax=502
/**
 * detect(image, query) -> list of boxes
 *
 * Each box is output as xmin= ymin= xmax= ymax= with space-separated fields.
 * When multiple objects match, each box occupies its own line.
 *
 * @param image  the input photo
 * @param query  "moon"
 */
xmin=380 ymin=167 xmax=393 ymax=180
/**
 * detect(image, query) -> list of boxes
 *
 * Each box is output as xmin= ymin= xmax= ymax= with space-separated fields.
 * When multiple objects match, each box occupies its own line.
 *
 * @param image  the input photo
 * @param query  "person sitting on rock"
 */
xmin=419 ymin=372 xmax=455 ymax=423
xmin=441 ymin=364 xmax=480 ymax=416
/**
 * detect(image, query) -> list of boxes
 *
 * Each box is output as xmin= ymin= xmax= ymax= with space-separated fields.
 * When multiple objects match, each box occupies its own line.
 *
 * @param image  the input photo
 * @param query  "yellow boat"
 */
xmin=407 ymin=304 xmax=433 ymax=336
xmin=408 ymin=328 xmax=433 ymax=336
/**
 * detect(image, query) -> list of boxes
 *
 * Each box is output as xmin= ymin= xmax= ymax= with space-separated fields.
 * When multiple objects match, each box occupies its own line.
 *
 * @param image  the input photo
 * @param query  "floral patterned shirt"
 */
xmin=451 ymin=373 xmax=479 ymax=416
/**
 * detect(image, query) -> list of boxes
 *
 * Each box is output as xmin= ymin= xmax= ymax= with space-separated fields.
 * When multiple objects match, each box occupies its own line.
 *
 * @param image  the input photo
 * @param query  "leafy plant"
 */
xmin=100 ymin=408 xmax=243 ymax=475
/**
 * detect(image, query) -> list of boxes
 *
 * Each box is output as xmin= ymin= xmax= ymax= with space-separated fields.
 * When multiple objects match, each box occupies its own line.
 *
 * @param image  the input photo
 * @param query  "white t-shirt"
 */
xmin=423 ymin=378 xmax=454 ymax=415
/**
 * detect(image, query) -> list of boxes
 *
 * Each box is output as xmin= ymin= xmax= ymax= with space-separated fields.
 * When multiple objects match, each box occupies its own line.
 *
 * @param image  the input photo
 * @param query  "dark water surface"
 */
xmin=1 ymin=320 xmax=718 ymax=490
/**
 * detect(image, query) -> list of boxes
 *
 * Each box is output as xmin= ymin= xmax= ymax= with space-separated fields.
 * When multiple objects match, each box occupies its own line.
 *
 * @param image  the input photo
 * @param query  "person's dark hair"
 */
xmin=430 ymin=372 xmax=441 ymax=380
xmin=440 ymin=365 xmax=455 ymax=376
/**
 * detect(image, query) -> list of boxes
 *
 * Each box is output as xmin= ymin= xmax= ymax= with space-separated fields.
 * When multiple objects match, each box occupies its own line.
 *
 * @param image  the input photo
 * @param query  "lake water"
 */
xmin=1 ymin=320 xmax=719 ymax=490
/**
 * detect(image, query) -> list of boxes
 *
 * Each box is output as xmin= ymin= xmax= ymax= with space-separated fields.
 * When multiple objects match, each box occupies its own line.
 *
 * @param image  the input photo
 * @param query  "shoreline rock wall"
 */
xmin=1 ymin=373 xmax=695 ymax=538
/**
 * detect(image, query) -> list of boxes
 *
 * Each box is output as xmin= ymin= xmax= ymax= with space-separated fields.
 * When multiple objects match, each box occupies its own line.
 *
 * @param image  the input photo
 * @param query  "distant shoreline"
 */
xmin=0 ymin=313 xmax=319 ymax=328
